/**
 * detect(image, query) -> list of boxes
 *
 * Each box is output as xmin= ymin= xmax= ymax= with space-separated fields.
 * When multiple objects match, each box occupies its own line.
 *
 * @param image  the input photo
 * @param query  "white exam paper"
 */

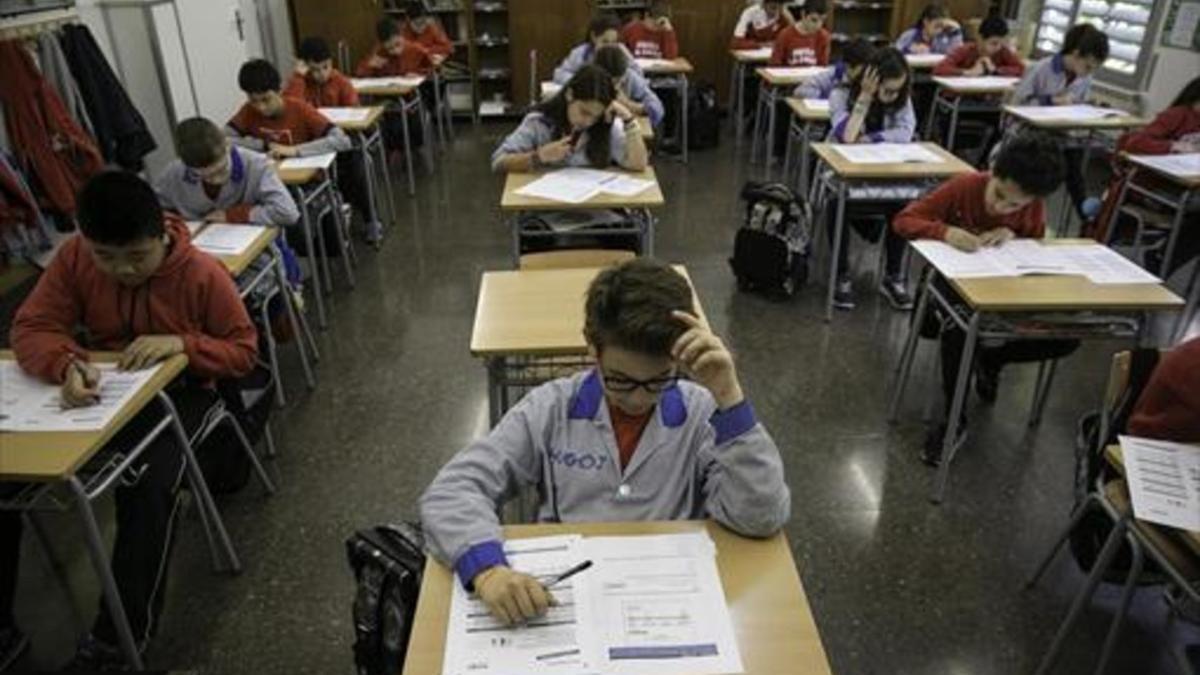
xmin=0 ymin=361 xmax=162 ymax=432
xmin=540 ymin=81 xmax=562 ymax=100
xmin=350 ymin=75 xmax=425 ymax=90
xmin=192 ymin=224 xmax=267 ymax=256
xmin=832 ymin=143 xmax=942 ymax=164
xmin=279 ymin=153 xmax=337 ymax=171
xmin=1129 ymin=153 xmax=1200 ymax=179
xmin=761 ymin=66 xmax=829 ymax=81
xmin=317 ymin=107 xmax=372 ymax=123
xmin=932 ymin=76 xmax=1019 ymax=91
xmin=516 ymin=169 xmax=655 ymax=204
xmin=1009 ymin=104 xmax=1125 ymax=122
xmin=912 ymin=240 xmax=1162 ymax=284
xmin=905 ymin=53 xmax=945 ymax=67
xmin=1118 ymin=436 xmax=1200 ymax=532
xmin=634 ymin=58 xmax=675 ymax=71
xmin=802 ymin=98 xmax=830 ymax=111
xmin=734 ymin=47 xmax=773 ymax=60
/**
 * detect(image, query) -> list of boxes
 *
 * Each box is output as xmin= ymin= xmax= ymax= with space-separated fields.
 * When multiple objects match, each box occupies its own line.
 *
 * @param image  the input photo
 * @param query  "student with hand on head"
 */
xmin=419 ymin=258 xmax=790 ymax=625
xmin=356 ymin=16 xmax=436 ymax=78
xmin=492 ymin=65 xmax=647 ymax=173
xmin=730 ymin=0 xmax=791 ymax=50
xmin=826 ymin=47 xmax=918 ymax=311
xmin=892 ymin=132 xmax=1079 ymax=465
xmin=769 ymin=0 xmax=830 ymax=67
xmin=593 ymin=45 xmax=665 ymax=130
xmin=795 ymin=37 xmax=873 ymax=100
xmin=284 ymin=37 xmax=360 ymax=108
xmin=554 ymin=13 xmax=643 ymax=85
xmin=932 ymin=12 xmax=1024 ymax=77
xmin=895 ymin=3 xmax=962 ymax=55
xmin=401 ymin=0 xmax=453 ymax=64
xmin=620 ymin=0 xmax=679 ymax=60
xmin=228 ymin=59 xmax=383 ymax=245
xmin=0 ymin=171 xmax=257 ymax=671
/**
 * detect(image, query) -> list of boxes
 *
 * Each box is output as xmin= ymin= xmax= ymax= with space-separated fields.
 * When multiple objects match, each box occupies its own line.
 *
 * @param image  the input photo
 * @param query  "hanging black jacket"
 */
xmin=59 ymin=24 xmax=156 ymax=170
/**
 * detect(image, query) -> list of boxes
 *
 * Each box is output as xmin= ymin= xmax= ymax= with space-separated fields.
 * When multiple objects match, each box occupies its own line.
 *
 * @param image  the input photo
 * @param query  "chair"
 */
xmin=518 ymin=249 xmax=636 ymax=271
xmin=1026 ymin=350 xmax=1200 ymax=675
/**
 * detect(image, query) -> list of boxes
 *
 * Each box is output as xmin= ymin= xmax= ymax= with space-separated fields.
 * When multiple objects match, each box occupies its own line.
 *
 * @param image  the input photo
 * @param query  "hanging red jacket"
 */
xmin=0 ymin=39 xmax=104 ymax=216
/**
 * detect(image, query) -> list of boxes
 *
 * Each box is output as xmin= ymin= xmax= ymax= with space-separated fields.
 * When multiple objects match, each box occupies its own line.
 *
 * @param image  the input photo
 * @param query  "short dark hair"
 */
xmin=918 ymin=3 xmax=948 ymax=22
xmin=405 ymin=0 xmax=429 ymax=18
xmin=77 ymin=171 xmax=165 ymax=245
xmin=535 ymin=65 xmax=617 ymax=167
xmin=593 ymin=44 xmax=630 ymax=79
xmin=376 ymin=17 xmax=400 ymax=42
xmin=175 ymin=117 xmax=226 ymax=168
xmin=992 ymin=132 xmax=1064 ymax=197
xmin=978 ymin=14 xmax=1008 ymax=39
xmin=238 ymin=58 xmax=281 ymax=94
xmin=802 ymin=0 xmax=827 ymax=16
xmin=648 ymin=1 xmax=671 ymax=19
xmin=297 ymin=36 xmax=332 ymax=63
xmin=842 ymin=37 xmax=875 ymax=67
xmin=1061 ymin=23 xmax=1109 ymax=62
xmin=584 ymin=259 xmax=695 ymax=356
xmin=588 ymin=13 xmax=621 ymax=39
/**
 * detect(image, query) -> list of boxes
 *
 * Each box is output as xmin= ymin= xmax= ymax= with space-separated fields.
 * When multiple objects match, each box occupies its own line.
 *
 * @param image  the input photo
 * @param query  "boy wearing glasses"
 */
xmin=420 ymin=259 xmax=789 ymax=626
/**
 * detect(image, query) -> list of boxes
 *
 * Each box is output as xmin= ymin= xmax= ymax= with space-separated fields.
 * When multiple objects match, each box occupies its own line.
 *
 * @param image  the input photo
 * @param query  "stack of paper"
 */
xmin=1118 ymin=436 xmax=1200 ymax=532
xmin=515 ymin=168 xmax=655 ymax=204
xmin=905 ymin=53 xmax=946 ymax=67
xmin=1129 ymin=153 xmax=1200 ymax=179
xmin=350 ymin=75 xmax=425 ymax=90
xmin=634 ymin=58 xmax=676 ymax=71
xmin=762 ymin=66 xmax=829 ymax=80
xmin=803 ymin=98 xmax=830 ymax=111
xmin=912 ymin=239 xmax=1162 ymax=284
xmin=192 ymin=224 xmax=268 ymax=257
xmin=279 ymin=153 xmax=337 ymax=171
xmin=442 ymin=532 xmax=743 ymax=675
xmin=1009 ymin=104 xmax=1126 ymax=121
xmin=735 ymin=47 xmax=773 ymax=60
xmin=832 ymin=143 xmax=942 ymax=164
xmin=932 ymin=76 xmax=1020 ymax=91
xmin=317 ymin=107 xmax=372 ymax=123
xmin=0 ymin=361 xmax=163 ymax=432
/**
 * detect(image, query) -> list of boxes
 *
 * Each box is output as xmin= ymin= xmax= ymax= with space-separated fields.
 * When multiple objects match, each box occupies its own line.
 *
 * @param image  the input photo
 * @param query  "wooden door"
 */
xmin=287 ymin=0 xmax=382 ymax=73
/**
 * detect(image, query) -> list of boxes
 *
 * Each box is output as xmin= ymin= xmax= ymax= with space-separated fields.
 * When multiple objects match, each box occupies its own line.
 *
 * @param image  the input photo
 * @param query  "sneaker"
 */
xmin=922 ymin=419 xmax=966 ymax=468
xmin=365 ymin=221 xmax=384 ymax=249
xmin=0 ymin=627 xmax=29 ymax=672
xmin=63 ymin=634 xmax=132 ymax=671
xmin=879 ymin=276 xmax=914 ymax=311
xmin=1080 ymin=196 xmax=1102 ymax=221
xmin=832 ymin=277 xmax=855 ymax=310
xmin=974 ymin=360 xmax=1000 ymax=404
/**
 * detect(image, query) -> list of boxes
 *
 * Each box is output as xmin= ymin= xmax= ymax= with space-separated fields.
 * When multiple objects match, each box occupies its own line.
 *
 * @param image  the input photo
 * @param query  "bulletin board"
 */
xmin=1162 ymin=0 xmax=1200 ymax=51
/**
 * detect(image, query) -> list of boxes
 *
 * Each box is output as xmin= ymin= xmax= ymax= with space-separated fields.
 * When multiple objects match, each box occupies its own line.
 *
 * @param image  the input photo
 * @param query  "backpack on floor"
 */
xmin=728 ymin=181 xmax=811 ymax=298
xmin=346 ymin=522 xmax=426 ymax=675
xmin=686 ymin=82 xmax=721 ymax=151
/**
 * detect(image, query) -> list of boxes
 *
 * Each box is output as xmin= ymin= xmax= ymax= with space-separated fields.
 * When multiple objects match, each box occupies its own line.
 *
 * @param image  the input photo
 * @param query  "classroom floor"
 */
xmin=8 ymin=122 xmax=1199 ymax=675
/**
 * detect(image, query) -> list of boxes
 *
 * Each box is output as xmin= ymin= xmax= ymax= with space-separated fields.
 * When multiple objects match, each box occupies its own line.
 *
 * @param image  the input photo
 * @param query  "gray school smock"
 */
xmin=1011 ymin=54 xmax=1093 ymax=107
xmin=489 ymin=111 xmax=633 ymax=172
xmin=419 ymin=369 xmax=791 ymax=588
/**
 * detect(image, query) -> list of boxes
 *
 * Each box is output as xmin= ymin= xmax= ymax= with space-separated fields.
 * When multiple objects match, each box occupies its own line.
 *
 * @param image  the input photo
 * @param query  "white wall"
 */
xmin=1144 ymin=6 xmax=1200 ymax=113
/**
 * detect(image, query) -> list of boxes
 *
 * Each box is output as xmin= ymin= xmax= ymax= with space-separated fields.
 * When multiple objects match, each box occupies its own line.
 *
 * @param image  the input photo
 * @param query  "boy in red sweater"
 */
xmin=401 ymin=1 xmax=453 ymax=64
xmin=893 ymin=132 xmax=1079 ymax=465
xmin=769 ymin=0 xmax=830 ymax=67
xmin=357 ymin=16 xmax=436 ymax=78
xmin=621 ymin=1 xmax=679 ymax=60
xmin=932 ymin=13 xmax=1024 ymax=77
xmin=1128 ymin=336 xmax=1200 ymax=442
xmin=730 ymin=0 xmax=791 ymax=50
xmin=0 ymin=171 xmax=257 ymax=669
xmin=284 ymin=36 xmax=360 ymax=108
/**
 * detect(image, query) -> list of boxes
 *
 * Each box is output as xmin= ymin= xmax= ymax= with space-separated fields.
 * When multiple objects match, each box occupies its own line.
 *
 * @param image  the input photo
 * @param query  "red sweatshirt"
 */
xmin=282 ymin=70 xmax=360 ymax=108
xmin=932 ymin=43 xmax=1025 ymax=77
xmin=620 ymin=21 xmax=680 ymax=60
xmin=1128 ymin=337 xmax=1200 ymax=442
xmin=893 ymin=172 xmax=1046 ymax=241
xmin=1117 ymin=105 xmax=1200 ymax=155
xmin=11 ymin=218 xmax=258 ymax=383
xmin=228 ymin=97 xmax=335 ymax=146
xmin=355 ymin=42 xmax=435 ymax=77
xmin=770 ymin=26 xmax=830 ymax=66
xmin=403 ymin=20 xmax=454 ymax=58
xmin=730 ymin=14 xmax=788 ymax=50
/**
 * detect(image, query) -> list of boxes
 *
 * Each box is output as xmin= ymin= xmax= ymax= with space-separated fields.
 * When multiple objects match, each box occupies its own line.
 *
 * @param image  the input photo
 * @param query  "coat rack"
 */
xmin=0 ymin=7 xmax=79 ymax=40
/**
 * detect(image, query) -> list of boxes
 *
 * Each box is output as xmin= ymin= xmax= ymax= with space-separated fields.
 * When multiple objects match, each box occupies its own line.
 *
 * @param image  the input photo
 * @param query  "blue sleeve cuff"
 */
xmin=832 ymin=118 xmax=848 ymax=142
xmin=868 ymin=132 xmax=884 ymax=143
xmin=454 ymin=540 xmax=509 ymax=590
xmin=711 ymin=400 xmax=757 ymax=445
xmin=1040 ymin=95 xmax=1053 ymax=106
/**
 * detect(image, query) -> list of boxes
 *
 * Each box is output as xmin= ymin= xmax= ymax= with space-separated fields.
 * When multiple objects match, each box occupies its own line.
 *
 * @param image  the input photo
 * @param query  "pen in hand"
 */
xmin=544 ymin=560 xmax=593 ymax=589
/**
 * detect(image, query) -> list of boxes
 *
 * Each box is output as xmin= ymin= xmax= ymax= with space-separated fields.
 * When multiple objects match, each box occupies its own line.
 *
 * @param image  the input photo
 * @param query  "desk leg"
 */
xmin=924 ymin=89 xmax=940 ymax=141
xmin=642 ymin=208 xmax=655 ymax=257
xmin=295 ymin=186 xmax=328 ymax=329
xmin=276 ymin=249 xmax=317 ymax=389
xmin=765 ymin=88 xmax=779 ymax=175
xmin=1174 ymin=263 xmax=1200 ymax=343
xmin=947 ymin=98 xmax=961 ymax=153
xmin=433 ymin=72 xmax=447 ymax=148
xmin=329 ymin=184 xmax=358 ymax=288
xmin=487 ymin=357 xmax=504 ymax=428
xmin=68 ymin=477 xmax=144 ymax=670
xmin=373 ymin=129 xmax=399 ymax=226
xmin=730 ymin=62 xmax=740 ymax=136
xmin=799 ymin=125 xmax=812 ymax=198
xmin=357 ymin=130 xmax=382 ymax=233
xmin=1160 ymin=187 xmax=1194 ymax=282
xmin=783 ymin=119 xmax=796 ymax=187
xmin=889 ymin=270 xmax=932 ymax=421
xmin=416 ymin=93 xmax=435 ymax=175
xmin=1104 ymin=169 xmax=1135 ymax=248
xmin=680 ymin=74 xmax=689 ymax=164
xmin=399 ymin=103 xmax=416 ymax=196
xmin=824 ymin=180 xmax=847 ymax=323
xmin=311 ymin=184 xmax=335 ymax=295
xmin=751 ymin=82 xmax=765 ymax=164
xmin=510 ymin=213 xmax=522 ymax=268
xmin=931 ymin=312 xmax=980 ymax=504
xmin=1027 ymin=359 xmax=1058 ymax=428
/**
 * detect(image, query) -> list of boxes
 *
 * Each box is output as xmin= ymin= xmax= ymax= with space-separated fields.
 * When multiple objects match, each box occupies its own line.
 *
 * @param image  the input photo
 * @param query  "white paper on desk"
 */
xmin=0 ymin=362 xmax=162 ymax=432
xmin=582 ymin=532 xmax=742 ymax=675
xmin=184 ymin=220 xmax=205 ymax=236
xmin=1118 ymin=436 xmax=1200 ymax=532
xmin=442 ymin=535 xmax=597 ymax=675
xmin=634 ymin=58 xmax=675 ymax=70
xmin=1009 ymin=104 xmax=1124 ymax=121
xmin=802 ymin=98 xmax=830 ymax=111
xmin=1130 ymin=153 xmax=1200 ymax=179
xmin=516 ymin=173 xmax=603 ymax=204
xmin=735 ymin=47 xmax=772 ymax=60
xmin=192 ymin=224 xmax=267 ymax=256
xmin=278 ymin=153 xmax=337 ymax=172
xmin=317 ymin=107 xmax=372 ymax=123
xmin=350 ymin=75 xmax=425 ymax=90
xmin=1052 ymin=244 xmax=1162 ymax=284
xmin=933 ymin=76 xmax=1019 ymax=90
xmin=761 ymin=66 xmax=828 ymax=80
xmin=905 ymin=53 xmax=945 ymax=67
xmin=832 ymin=143 xmax=942 ymax=164
xmin=912 ymin=240 xmax=1162 ymax=283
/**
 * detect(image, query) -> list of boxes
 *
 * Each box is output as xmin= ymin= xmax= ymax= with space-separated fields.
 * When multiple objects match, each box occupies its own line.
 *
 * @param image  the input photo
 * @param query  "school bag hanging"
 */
xmin=346 ymin=522 xmax=426 ymax=675
xmin=728 ymin=181 xmax=811 ymax=298
xmin=686 ymin=82 xmax=721 ymax=151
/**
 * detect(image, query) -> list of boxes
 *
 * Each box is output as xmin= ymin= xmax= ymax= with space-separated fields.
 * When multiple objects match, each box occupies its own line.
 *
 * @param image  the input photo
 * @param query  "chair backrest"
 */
xmin=518 ymin=249 xmax=636 ymax=271
xmin=337 ymin=40 xmax=351 ymax=74
xmin=1098 ymin=351 xmax=1132 ymax=447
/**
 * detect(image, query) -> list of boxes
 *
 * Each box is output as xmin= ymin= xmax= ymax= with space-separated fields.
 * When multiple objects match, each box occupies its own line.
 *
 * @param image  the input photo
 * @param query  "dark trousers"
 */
xmin=381 ymin=93 xmax=425 ymax=152
xmin=827 ymin=202 xmax=908 ymax=280
xmin=335 ymin=152 xmax=376 ymax=225
xmin=655 ymin=86 xmax=681 ymax=144
xmin=1063 ymin=146 xmax=1089 ymax=219
xmin=0 ymin=386 xmax=216 ymax=646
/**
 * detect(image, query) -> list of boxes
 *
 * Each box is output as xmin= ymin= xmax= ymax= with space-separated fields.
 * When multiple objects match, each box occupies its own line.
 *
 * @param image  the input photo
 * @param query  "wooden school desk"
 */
xmin=887 ymin=246 xmax=1184 ymax=503
xmin=470 ymin=265 xmax=701 ymax=426
xmin=318 ymin=106 xmax=398 ymax=236
xmin=905 ymin=52 xmax=945 ymax=82
xmin=811 ymin=142 xmax=974 ymax=321
xmin=636 ymin=57 xmax=695 ymax=163
xmin=752 ymin=66 xmax=829 ymax=176
xmin=402 ymin=520 xmax=833 ymax=675
xmin=926 ymin=76 xmax=1020 ymax=150
xmin=499 ymin=167 xmax=665 ymax=266
xmin=783 ymin=97 xmax=831 ymax=196
xmin=350 ymin=76 xmax=430 ymax=195
xmin=728 ymin=47 xmax=772 ymax=146
xmin=0 ymin=352 xmax=238 ymax=671
xmin=193 ymin=224 xmax=317 ymax=406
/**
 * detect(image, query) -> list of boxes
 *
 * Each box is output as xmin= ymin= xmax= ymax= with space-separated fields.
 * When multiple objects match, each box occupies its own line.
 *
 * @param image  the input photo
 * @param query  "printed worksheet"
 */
xmin=1130 ymin=153 xmax=1200 ymax=179
xmin=904 ymin=53 xmax=945 ymax=67
xmin=761 ymin=66 xmax=829 ymax=80
xmin=192 ymin=224 xmax=267 ymax=256
xmin=1008 ymin=104 xmax=1125 ymax=122
xmin=912 ymin=240 xmax=1163 ymax=284
xmin=350 ymin=75 xmax=425 ymax=90
xmin=734 ymin=47 xmax=772 ymax=60
xmin=634 ymin=58 xmax=675 ymax=71
xmin=0 ymin=361 xmax=163 ymax=432
xmin=932 ymin=76 xmax=1020 ymax=91
xmin=317 ymin=107 xmax=372 ymax=123
xmin=802 ymin=98 xmax=830 ymax=111
xmin=832 ymin=143 xmax=942 ymax=164
xmin=1118 ymin=436 xmax=1200 ymax=532
xmin=515 ymin=169 xmax=654 ymax=204
xmin=278 ymin=153 xmax=337 ymax=172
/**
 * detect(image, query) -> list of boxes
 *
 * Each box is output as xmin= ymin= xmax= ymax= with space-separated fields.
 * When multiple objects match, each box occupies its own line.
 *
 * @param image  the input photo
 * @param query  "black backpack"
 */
xmin=686 ymin=82 xmax=721 ymax=151
xmin=346 ymin=522 xmax=426 ymax=675
xmin=728 ymin=181 xmax=811 ymax=298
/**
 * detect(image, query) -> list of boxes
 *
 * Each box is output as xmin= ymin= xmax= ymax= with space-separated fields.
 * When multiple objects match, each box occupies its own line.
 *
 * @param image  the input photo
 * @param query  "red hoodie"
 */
xmin=770 ymin=25 xmax=830 ymax=66
xmin=355 ymin=42 xmax=435 ymax=77
xmin=621 ymin=21 xmax=680 ymax=60
xmin=402 ymin=20 xmax=454 ymax=58
xmin=1128 ymin=337 xmax=1200 ymax=442
xmin=1117 ymin=105 xmax=1200 ymax=155
xmin=11 ymin=217 xmax=258 ymax=384
xmin=932 ymin=43 xmax=1025 ymax=77
xmin=893 ymin=171 xmax=1045 ymax=241
xmin=282 ymin=70 xmax=360 ymax=108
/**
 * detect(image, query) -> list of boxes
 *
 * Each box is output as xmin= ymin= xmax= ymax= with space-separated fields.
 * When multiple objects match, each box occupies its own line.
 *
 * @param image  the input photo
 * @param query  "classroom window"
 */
xmin=1033 ymin=0 xmax=1162 ymax=90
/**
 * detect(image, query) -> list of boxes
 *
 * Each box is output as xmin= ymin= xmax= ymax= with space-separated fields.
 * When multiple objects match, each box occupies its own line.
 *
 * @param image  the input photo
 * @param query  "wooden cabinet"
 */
xmin=287 ymin=0 xmax=380 ymax=72
xmin=889 ymin=0 xmax=993 ymax=37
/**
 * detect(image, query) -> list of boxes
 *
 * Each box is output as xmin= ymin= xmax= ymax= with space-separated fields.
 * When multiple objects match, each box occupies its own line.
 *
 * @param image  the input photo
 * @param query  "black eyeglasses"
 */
xmin=601 ymin=370 xmax=678 ymax=393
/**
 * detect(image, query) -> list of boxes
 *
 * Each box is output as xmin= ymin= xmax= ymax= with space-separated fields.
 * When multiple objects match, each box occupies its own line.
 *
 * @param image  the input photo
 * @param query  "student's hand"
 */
xmin=431 ymin=54 xmax=447 ymax=66
xmin=944 ymin=226 xmax=982 ymax=252
xmin=608 ymin=100 xmax=635 ymax=122
xmin=671 ymin=311 xmax=744 ymax=410
xmin=119 ymin=335 xmax=185 ymax=371
xmin=367 ymin=54 xmax=388 ymax=69
xmin=61 ymin=360 xmax=101 ymax=409
xmin=294 ymin=60 xmax=310 ymax=77
xmin=536 ymin=136 xmax=575 ymax=164
xmin=964 ymin=61 xmax=986 ymax=77
xmin=980 ymin=56 xmax=996 ymax=74
xmin=858 ymin=66 xmax=880 ymax=101
xmin=203 ymin=210 xmax=227 ymax=223
xmin=657 ymin=17 xmax=673 ymax=31
xmin=910 ymin=43 xmax=930 ymax=54
xmin=618 ymin=93 xmax=646 ymax=115
xmin=268 ymin=143 xmax=300 ymax=159
xmin=1052 ymin=93 xmax=1073 ymax=106
xmin=473 ymin=566 xmax=554 ymax=625
xmin=978 ymin=227 xmax=1015 ymax=247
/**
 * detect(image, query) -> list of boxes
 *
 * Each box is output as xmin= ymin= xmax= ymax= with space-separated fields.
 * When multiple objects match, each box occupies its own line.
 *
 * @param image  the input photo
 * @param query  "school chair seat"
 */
xmin=1102 ymin=479 xmax=1200 ymax=581
xmin=518 ymin=249 xmax=636 ymax=271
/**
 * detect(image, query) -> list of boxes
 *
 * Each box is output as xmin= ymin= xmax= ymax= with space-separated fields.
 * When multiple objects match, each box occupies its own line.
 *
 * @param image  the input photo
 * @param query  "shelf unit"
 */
xmin=831 ymin=1 xmax=896 ymax=52
xmin=473 ymin=0 xmax=515 ymax=118
xmin=1033 ymin=0 xmax=1162 ymax=90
